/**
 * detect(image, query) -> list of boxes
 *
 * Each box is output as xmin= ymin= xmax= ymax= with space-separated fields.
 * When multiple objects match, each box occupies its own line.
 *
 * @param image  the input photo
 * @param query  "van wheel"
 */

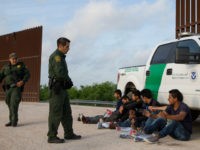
xmin=124 ymin=82 xmax=136 ymax=99
xmin=191 ymin=110 xmax=199 ymax=121
xmin=124 ymin=82 xmax=136 ymax=94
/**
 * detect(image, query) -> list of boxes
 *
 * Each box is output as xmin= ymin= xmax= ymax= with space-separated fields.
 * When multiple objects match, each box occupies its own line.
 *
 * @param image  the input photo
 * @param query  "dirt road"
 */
xmin=0 ymin=102 xmax=199 ymax=150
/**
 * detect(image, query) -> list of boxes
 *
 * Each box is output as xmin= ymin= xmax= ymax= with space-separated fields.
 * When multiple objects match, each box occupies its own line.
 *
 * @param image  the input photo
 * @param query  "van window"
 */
xmin=151 ymin=42 xmax=177 ymax=64
xmin=177 ymin=39 xmax=200 ymax=53
xmin=177 ymin=39 xmax=200 ymax=64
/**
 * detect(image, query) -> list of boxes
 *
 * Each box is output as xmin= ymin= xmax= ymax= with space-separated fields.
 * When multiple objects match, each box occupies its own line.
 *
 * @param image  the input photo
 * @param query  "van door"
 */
xmin=145 ymin=42 xmax=177 ymax=100
xmin=162 ymin=39 xmax=200 ymax=108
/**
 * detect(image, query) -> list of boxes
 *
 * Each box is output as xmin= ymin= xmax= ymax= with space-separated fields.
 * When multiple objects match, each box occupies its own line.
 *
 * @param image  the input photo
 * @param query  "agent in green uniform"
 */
xmin=0 ymin=53 xmax=30 ymax=127
xmin=47 ymin=37 xmax=81 ymax=144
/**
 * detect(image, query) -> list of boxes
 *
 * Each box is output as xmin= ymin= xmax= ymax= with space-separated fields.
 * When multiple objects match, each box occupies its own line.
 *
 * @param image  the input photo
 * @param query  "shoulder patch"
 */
xmin=55 ymin=55 xmax=61 ymax=62
xmin=17 ymin=65 xmax=21 ymax=68
xmin=17 ymin=62 xmax=25 ymax=68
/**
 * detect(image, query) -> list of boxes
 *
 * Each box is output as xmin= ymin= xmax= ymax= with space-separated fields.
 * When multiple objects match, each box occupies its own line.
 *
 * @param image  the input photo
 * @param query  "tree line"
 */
xmin=40 ymin=81 xmax=117 ymax=101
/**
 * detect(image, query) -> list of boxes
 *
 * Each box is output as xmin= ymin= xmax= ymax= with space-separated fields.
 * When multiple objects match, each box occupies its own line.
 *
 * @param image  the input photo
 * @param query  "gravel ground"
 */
xmin=0 ymin=101 xmax=200 ymax=150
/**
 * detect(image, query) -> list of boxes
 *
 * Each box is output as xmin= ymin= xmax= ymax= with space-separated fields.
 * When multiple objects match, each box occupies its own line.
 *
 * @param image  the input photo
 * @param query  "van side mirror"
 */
xmin=175 ymin=47 xmax=190 ymax=64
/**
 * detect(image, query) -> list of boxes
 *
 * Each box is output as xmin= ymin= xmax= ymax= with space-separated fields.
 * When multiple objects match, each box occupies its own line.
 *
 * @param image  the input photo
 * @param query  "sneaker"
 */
xmin=5 ymin=122 xmax=12 ymax=127
xmin=134 ymin=136 xmax=144 ymax=142
xmin=119 ymin=134 xmax=133 ymax=139
xmin=65 ymin=134 xmax=81 ymax=140
xmin=97 ymin=122 xmax=104 ymax=129
xmin=143 ymin=135 xmax=159 ymax=144
xmin=135 ymin=130 xmax=144 ymax=135
xmin=102 ymin=122 xmax=110 ymax=128
xmin=77 ymin=114 xmax=82 ymax=121
xmin=99 ymin=118 xmax=103 ymax=123
xmin=81 ymin=115 xmax=88 ymax=124
xmin=48 ymin=137 xmax=65 ymax=144
xmin=109 ymin=122 xmax=116 ymax=129
xmin=129 ymin=130 xmax=137 ymax=137
xmin=117 ymin=127 xmax=133 ymax=137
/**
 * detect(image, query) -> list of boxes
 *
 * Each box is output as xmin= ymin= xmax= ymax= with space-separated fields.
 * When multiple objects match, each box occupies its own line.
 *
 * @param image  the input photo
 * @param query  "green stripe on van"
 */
xmin=145 ymin=64 xmax=166 ymax=100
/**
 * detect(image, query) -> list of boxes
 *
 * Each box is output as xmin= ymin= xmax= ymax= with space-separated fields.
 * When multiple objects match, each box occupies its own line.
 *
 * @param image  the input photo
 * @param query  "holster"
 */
xmin=63 ymin=79 xmax=73 ymax=89
xmin=49 ymin=77 xmax=73 ymax=95
xmin=2 ymin=83 xmax=17 ymax=92
xmin=49 ymin=78 xmax=62 ymax=94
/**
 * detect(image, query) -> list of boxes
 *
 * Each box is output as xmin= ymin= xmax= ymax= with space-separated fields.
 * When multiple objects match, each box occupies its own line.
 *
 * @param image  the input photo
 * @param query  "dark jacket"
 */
xmin=116 ymin=99 xmax=123 ymax=111
xmin=49 ymin=49 xmax=70 ymax=81
xmin=117 ymin=102 xmax=131 ymax=122
xmin=0 ymin=62 xmax=30 ymax=86
xmin=124 ymin=99 xmax=143 ymax=110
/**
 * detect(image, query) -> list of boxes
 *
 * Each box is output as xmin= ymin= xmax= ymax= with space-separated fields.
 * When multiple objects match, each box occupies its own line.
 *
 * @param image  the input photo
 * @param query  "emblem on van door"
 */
xmin=191 ymin=72 xmax=197 ymax=80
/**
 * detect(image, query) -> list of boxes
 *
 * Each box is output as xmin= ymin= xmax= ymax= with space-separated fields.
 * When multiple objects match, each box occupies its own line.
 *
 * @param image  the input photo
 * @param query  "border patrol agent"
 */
xmin=47 ymin=37 xmax=81 ymax=143
xmin=0 ymin=53 xmax=30 ymax=127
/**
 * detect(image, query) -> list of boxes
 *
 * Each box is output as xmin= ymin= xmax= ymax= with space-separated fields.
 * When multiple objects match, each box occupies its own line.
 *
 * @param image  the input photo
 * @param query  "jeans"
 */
xmin=86 ymin=115 xmax=104 ymax=124
xmin=159 ymin=120 xmax=191 ymax=141
xmin=118 ymin=119 xmax=131 ymax=127
xmin=144 ymin=118 xmax=154 ymax=127
xmin=144 ymin=118 xmax=167 ymax=134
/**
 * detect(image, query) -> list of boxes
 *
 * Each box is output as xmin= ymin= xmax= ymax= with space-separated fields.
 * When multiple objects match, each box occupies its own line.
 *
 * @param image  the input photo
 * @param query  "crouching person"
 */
xmin=143 ymin=89 xmax=192 ymax=143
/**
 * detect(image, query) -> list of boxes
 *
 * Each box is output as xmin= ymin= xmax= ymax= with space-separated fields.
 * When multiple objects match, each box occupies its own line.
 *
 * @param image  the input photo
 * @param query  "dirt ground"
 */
xmin=0 ymin=101 xmax=200 ymax=150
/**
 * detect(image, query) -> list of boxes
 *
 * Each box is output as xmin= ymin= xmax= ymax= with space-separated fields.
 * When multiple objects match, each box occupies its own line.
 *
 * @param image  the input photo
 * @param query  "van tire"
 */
xmin=124 ymin=82 xmax=136 ymax=95
xmin=124 ymin=82 xmax=136 ymax=99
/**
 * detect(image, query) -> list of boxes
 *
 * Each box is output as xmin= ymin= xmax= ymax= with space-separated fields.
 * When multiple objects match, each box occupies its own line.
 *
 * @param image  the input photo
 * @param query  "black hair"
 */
xmin=57 ymin=37 xmax=70 ymax=47
xmin=121 ymin=95 xmax=129 ymax=101
xmin=169 ymin=89 xmax=183 ymax=102
xmin=140 ymin=89 xmax=152 ymax=99
xmin=129 ymin=108 xmax=136 ymax=112
xmin=114 ymin=89 xmax=122 ymax=97
xmin=132 ymin=89 xmax=141 ymax=97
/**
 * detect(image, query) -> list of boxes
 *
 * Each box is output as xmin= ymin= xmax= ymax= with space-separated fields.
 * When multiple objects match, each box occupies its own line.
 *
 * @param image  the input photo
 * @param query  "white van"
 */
xmin=117 ymin=33 xmax=200 ymax=120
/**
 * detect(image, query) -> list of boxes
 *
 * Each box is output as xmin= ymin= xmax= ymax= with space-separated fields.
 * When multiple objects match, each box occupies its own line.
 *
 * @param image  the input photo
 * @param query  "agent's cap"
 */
xmin=9 ymin=53 xmax=18 ymax=59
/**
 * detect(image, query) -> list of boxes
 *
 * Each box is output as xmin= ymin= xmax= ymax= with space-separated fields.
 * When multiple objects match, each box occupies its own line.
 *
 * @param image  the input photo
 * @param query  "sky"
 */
xmin=0 ymin=0 xmax=175 ymax=87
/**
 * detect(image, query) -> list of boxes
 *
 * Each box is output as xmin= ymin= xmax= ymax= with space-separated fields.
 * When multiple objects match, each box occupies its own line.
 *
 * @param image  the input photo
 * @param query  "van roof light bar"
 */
xmin=178 ymin=32 xmax=196 ymax=39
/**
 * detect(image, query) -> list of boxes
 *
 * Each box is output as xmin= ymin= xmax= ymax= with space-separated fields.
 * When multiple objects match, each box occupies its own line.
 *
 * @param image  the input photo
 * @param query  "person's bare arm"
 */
xmin=165 ymin=111 xmax=187 ymax=121
xmin=148 ymin=106 xmax=167 ymax=111
xmin=119 ymin=106 xmax=124 ymax=114
xmin=155 ymin=110 xmax=187 ymax=121
xmin=143 ymin=110 xmax=158 ymax=119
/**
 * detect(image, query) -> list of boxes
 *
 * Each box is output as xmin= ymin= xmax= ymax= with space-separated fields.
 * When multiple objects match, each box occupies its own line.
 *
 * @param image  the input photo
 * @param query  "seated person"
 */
xmin=121 ymin=90 xmax=143 ymax=112
xmin=140 ymin=89 xmax=160 ymax=110
xmin=117 ymin=90 xmax=144 ymax=128
xmin=78 ymin=89 xmax=122 ymax=124
xmin=115 ymin=89 xmax=123 ymax=111
xmin=97 ymin=95 xmax=130 ymax=129
xmin=118 ymin=109 xmax=146 ymax=130
xmin=143 ymin=89 xmax=192 ymax=143
xmin=117 ymin=95 xmax=132 ymax=122
xmin=139 ymin=89 xmax=161 ymax=131
xmin=109 ymin=109 xmax=136 ymax=130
